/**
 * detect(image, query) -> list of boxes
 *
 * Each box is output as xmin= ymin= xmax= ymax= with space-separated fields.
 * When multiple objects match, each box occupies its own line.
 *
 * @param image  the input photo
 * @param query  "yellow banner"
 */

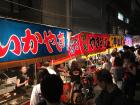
xmin=109 ymin=35 xmax=124 ymax=48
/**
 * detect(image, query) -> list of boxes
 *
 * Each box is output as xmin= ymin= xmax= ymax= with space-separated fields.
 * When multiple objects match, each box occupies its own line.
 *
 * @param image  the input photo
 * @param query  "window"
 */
xmin=118 ymin=12 xmax=124 ymax=21
xmin=125 ymin=18 xmax=129 ymax=24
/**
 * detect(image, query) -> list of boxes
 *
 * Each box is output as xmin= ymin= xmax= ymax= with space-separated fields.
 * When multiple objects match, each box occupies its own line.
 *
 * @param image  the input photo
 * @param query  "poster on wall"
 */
xmin=0 ymin=17 xmax=70 ymax=68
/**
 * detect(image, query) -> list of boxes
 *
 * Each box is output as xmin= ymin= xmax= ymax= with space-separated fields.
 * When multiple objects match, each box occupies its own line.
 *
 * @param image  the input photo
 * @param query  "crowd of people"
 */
xmin=27 ymin=45 xmax=140 ymax=105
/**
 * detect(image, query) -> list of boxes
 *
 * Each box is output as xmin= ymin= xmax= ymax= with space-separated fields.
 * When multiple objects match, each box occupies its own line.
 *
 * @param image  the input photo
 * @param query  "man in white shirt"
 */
xmin=30 ymin=61 xmax=56 ymax=105
xmin=41 ymin=61 xmax=56 ymax=75
xmin=30 ymin=68 xmax=49 ymax=105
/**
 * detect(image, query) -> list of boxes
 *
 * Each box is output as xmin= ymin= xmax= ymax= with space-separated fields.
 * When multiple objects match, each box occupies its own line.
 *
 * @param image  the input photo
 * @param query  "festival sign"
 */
xmin=53 ymin=33 xmax=83 ymax=65
xmin=79 ymin=32 xmax=89 ymax=55
xmin=109 ymin=35 xmax=124 ymax=48
xmin=69 ymin=34 xmax=83 ymax=57
xmin=0 ymin=18 xmax=70 ymax=68
xmin=79 ymin=32 xmax=109 ymax=55
xmin=88 ymin=33 xmax=109 ymax=53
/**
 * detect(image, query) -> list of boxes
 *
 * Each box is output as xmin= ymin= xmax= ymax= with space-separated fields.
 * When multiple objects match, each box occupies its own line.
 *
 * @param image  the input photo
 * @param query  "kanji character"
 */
xmin=90 ymin=37 xmax=95 ymax=49
xmin=69 ymin=41 xmax=75 ymax=54
xmin=95 ymin=37 xmax=100 ymax=48
xmin=103 ymin=38 xmax=108 ymax=47
xmin=74 ymin=39 xmax=79 ymax=50
xmin=99 ymin=37 xmax=103 ymax=48
xmin=113 ymin=37 xmax=117 ymax=45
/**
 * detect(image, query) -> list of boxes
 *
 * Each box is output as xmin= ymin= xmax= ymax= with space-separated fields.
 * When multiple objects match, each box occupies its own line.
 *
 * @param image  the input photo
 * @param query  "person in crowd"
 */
xmin=110 ymin=52 xmax=116 ymax=65
xmin=111 ymin=55 xmax=124 ymax=89
xmin=135 ymin=47 xmax=140 ymax=62
xmin=41 ymin=61 xmax=56 ymax=75
xmin=112 ymin=48 xmax=118 ymax=54
xmin=123 ymin=58 xmax=136 ymax=104
xmin=122 ymin=46 xmax=136 ymax=103
xmin=129 ymin=46 xmax=136 ymax=63
xmin=102 ymin=57 xmax=112 ymax=71
xmin=122 ymin=45 xmax=131 ymax=60
xmin=54 ymin=63 xmax=67 ymax=76
xmin=57 ymin=63 xmax=67 ymax=73
xmin=89 ymin=57 xmax=94 ymax=64
xmin=41 ymin=74 xmax=64 ymax=105
xmin=30 ymin=68 xmax=49 ymax=105
xmin=135 ymin=47 xmax=140 ymax=83
xmin=86 ymin=60 xmax=93 ymax=66
xmin=94 ymin=69 xmax=127 ymax=105
xmin=54 ymin=63 xmax=69 ymax=84
xmin=118 ymin=50 xmax=124 ymax=59
xmin=69 ymin=61 xmax=82 ymax=104
xmin=16 ymin=65 xmax=29 ymax=95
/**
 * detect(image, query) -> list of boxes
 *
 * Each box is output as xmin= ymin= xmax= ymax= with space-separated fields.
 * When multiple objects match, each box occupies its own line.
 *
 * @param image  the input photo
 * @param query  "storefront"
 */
xmin=0 ymin=17 xmax=70 ymax=105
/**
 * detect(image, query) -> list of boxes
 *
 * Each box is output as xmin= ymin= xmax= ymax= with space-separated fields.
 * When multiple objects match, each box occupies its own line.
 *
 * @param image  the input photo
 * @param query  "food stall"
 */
xmin=53 ymin=32 xmax=126 ymax=104
xmin=0 ymin=17 xmax=70 ymax=105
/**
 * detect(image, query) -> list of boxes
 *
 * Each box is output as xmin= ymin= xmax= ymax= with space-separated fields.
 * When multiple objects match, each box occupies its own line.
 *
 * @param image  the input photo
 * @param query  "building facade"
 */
xmin=0 ymin=0 xmax=134 ymax=34
xmin=70 ymin=0 xmax=132 ymax=34
xmin=0 ymin=0 xmax=42 ymax=23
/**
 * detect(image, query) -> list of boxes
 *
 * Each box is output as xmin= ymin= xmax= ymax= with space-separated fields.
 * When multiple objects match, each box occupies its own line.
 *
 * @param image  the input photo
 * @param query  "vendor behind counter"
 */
xmin=0 ymin=65 xmax=34 ymax=105
xmin=16 ymin=66 xmax=29 ymax=95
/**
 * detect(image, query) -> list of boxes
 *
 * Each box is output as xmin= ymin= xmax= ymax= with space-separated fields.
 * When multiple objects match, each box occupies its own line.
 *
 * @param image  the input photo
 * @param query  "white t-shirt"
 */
xmin=30 ymin=84 xmax=64 ymax=105
xmin=110 ymin=56 xmax=115 ymax=65
xmin=30 ymin=66 xmax=57 ymax=105
xmin=41 ymin=66 xmax=56 ymax=75
xmin=30 ymin=84 xmax=41 ymax=105
xmin=47 ymin=66 xmax=57 ymax=74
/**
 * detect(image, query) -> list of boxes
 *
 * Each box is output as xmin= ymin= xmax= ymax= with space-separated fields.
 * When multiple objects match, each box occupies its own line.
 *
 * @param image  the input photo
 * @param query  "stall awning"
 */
xmin=0 ymin=17 xmax=70 ymax=69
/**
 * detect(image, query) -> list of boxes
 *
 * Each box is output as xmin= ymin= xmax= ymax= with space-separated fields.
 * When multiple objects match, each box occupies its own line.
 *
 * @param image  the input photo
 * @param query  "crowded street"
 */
xmin=0 ymin=0 xmax=140 ymax=105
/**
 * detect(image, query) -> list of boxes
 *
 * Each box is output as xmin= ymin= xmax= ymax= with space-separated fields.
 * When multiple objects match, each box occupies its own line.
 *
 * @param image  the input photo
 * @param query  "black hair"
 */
xmin=37 ymin=68 xmax=49 ymax=83
xmin=123 ymin=45 xmax=129 ymax=50
xmin=41 ymin=74 xmax=63 ymax=103
xmin=130 ymin=46 xmax=135 ymax=52
xmin=119 ymin=50 xmax=123 ymax=54
xmin=114 ymin=56 xmax=123 ymax=66
xmin=95 ymin=69 xmax=113 ymax=84
xmin=42 ymin=61 xmax=50 ymax=67
xmin=71 ymin=61 xmax=79 ymax=70
xmin=111 ymin=52 xmax=116 ymax=57
xmin=71 ymin=61 xmax=79 ymax=71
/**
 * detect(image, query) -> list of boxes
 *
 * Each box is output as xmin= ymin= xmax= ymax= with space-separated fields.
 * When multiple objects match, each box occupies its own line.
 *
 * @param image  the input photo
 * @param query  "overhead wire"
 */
xmin=3 ymin=0 xmax=89 ymax=19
